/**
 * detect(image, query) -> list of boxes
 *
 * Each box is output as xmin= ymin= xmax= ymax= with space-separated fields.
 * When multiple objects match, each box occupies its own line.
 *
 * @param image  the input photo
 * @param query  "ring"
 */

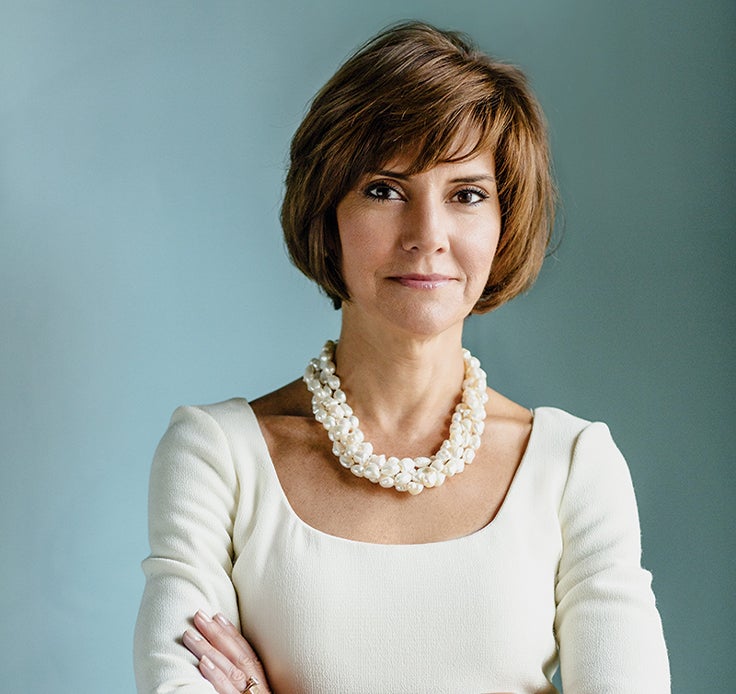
xmin=244 ymin=676 xmax=260 ymax=692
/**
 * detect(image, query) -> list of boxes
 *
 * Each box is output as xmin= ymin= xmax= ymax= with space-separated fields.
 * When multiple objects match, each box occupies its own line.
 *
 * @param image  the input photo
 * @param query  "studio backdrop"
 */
xmin=1 ymin=1 xmax=733 ymax=692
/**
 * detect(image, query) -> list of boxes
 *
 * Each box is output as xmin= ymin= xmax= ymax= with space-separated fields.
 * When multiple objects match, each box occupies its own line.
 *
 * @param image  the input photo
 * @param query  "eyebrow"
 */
xmin=374 ymin=169 xmax=496 ymax=184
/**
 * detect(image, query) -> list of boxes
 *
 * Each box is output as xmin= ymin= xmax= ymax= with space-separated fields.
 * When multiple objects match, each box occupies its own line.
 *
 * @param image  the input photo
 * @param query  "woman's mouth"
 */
xmin=392 ymin=274 xmax=453 ymax=289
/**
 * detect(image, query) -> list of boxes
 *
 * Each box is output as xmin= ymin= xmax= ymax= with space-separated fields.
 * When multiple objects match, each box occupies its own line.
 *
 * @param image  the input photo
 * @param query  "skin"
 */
xmin=183 ymin=147 xmax=534 ymax=692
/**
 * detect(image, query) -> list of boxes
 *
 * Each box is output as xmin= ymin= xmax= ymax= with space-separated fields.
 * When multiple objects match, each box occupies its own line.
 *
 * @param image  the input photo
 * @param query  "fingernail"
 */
xmin=201 ymin=654 xmax=215 ymax=670
xmin=196 ymin=610 xmax=212 ymax=623
xmin=214 ymin=613 xmax=230 ymax=627
xmin=184 ymin=629 xmax=202 ymax=642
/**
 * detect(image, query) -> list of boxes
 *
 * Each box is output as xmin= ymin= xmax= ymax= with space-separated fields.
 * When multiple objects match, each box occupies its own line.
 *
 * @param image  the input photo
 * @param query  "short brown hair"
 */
xmin=281 ymin=21 xmax=555 ymax=312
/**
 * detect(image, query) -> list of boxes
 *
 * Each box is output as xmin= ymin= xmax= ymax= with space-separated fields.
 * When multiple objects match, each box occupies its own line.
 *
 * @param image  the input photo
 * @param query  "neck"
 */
xmin=333 ymin=315 xmax=467 ymax=437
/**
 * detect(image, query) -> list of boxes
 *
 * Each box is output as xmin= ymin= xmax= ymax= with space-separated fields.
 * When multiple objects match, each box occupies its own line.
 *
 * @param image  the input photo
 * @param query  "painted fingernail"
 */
xmin=201 ymin=654 xmax=216 ymax=670
xmin=196 ymin=610 xmax=212 ymax=622
xmin=184 ymin=629 xmax=202 ymax=642
xmin=214 ymin=613 xmax=230 ymax=627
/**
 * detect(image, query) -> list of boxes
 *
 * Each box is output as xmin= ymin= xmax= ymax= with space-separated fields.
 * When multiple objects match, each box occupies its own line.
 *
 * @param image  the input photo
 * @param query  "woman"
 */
xmin=134 ymin=22 xmax=670 ymax=693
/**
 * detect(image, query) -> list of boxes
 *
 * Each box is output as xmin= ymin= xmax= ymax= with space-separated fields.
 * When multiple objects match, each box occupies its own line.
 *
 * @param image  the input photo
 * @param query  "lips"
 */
xmin=391 ymin=273 xmax=453 ymax=289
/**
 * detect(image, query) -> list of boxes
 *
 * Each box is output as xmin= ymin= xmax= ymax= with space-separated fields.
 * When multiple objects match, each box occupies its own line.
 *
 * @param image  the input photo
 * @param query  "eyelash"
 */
xmin=453 ymin=187 xmax=490 ymax=205
xmin=362 ymin=181 xmax=490 ymax=205
xmin=363 ymin=181 xmax=401 ymax=202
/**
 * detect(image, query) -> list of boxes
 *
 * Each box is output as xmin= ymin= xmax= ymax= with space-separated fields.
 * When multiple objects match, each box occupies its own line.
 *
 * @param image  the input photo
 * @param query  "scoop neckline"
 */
xmin=239 ymin=399 xmax=541 ymax=549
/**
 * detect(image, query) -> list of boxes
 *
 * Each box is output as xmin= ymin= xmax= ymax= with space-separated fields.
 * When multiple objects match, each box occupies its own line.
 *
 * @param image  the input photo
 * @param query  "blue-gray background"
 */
xmin=2 ymin=1 xmax=733 ymax=692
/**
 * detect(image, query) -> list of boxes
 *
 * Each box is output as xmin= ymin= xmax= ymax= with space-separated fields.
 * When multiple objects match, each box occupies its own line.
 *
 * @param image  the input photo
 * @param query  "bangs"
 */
xmin=342 ymin=97 xmax=509 ymax=193
xmin=394 ymin=107 xmax=503 ymax=173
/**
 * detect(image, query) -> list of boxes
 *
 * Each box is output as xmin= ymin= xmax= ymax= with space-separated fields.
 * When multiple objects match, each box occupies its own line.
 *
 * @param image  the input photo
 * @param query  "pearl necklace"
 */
xmin=303 ymin=340 xmax=488 ymax=495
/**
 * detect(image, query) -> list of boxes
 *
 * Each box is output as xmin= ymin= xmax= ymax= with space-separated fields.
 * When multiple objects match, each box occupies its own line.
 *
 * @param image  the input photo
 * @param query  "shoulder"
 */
xmin=158 ymin=379 xmax=313 ymax=464
xmin=160 ymin=397 xmax=255 ymax=445
xmin=525 ymin=407 xmax=632 ymax=497
xmin=250 ymin=378 xmax=312 ymax=417
xmin=532 ymin=405 xmax=591 ymax=437
xmin=530 ymin=406 xmax=625 ymax=461
xmin=530 ymin=408 xmax=639 ymax=527
xmin=154 ymin=398 xmax=266 ymax=479
xmin=530 ymin=407 xmax=625 ymax=463
xmin=161 ymin=374 xmax=308 ymax=432
xmin=522 ymin=406 xmax=593 ymax=469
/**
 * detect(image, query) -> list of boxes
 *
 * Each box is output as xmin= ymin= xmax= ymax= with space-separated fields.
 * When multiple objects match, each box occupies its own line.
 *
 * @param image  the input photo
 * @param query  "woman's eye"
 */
xmin=453 ymin=188 xmax=489 ymax=205
xmin=364 ymin=182 xmax=402 ymax=201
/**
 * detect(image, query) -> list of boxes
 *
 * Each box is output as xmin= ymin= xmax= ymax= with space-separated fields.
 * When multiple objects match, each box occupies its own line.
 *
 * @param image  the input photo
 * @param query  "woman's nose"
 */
xmin=400 ymin=198 xmax=449 ymax=254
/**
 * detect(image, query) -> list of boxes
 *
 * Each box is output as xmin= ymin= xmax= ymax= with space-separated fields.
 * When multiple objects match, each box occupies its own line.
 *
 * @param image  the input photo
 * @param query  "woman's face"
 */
xmin=335 ymin=147 xmax=502 ymax=339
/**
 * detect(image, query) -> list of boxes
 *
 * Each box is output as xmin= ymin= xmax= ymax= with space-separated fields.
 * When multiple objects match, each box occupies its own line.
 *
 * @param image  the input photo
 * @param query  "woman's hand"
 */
xmin=182 ymin=610 xmax=271 ymax=694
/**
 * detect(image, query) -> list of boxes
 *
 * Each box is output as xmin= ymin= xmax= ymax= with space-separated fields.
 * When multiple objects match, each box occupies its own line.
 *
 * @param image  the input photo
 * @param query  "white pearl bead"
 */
xmin=381 ymin=461 xmax=400 ymax=476
xmin=395 ymin=472 xmax=412 ymax=486
xmin=363 ymin=463 xmax=380 ymax=482
xmin=434 ymin=452 xmax=450 ymax=466
xmin=399 ymin=458 xmax=415 ymax=473
xmin=371 ymin=454 xmax=386 ymax=468
xmin=329 ymin=403 xmax=345 ymax=419
xmin=379 ymin=475 xmax=395 ymax=488
xmin=306 ymin=377 xmax=320 ymax=391
xmin=335 ymin=419 xmax=351 ymax=437
xmin=418 ymin=468 xmax=437 ymax=487
xmin=407 ymin=482 xmax=423 ymax=495
xmin=353 ymin=442 xmax=372 ymax=464
xmin=347 ymin=429 xmax=365 ymax=445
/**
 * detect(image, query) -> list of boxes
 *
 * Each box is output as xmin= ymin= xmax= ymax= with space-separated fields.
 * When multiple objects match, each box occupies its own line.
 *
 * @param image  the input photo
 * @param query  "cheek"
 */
xmin=336 ymin=221 xmax=382 ymax=293
xmin=337 ymin=208 xmax=395 ymax=268
xmin=464 ymin=222 xmax=501 ymax=275
xmin=336 ymin=203 xmax=370 ymax=258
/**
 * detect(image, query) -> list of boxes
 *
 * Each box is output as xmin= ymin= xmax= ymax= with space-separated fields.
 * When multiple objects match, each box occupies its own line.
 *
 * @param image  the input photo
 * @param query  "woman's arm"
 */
xmin=555 ymin=422 xmax=670 ymax=693
xmin=134 ymin=405 xmax=249 ymax=692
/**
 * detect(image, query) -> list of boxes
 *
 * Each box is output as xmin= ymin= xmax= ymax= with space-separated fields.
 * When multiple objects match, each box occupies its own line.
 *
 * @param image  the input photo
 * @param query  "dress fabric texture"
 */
xmin=134 ymin=398 xmax=670 ymax=693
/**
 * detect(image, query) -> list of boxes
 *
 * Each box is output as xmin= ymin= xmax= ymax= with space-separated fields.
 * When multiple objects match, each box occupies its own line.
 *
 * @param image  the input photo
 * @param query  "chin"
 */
xmin=344 ymin=288 xmax=477 ymax=338
xmin=383 ymin=304 xmax=468 ymax=338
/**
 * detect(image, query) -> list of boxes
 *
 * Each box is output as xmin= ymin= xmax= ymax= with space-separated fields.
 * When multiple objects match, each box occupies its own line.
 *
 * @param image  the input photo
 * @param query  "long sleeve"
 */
xmin=134 ymin=406 xmax=241 ymax=693
xmin=554 ymin=422 xmax=670 ymax=693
